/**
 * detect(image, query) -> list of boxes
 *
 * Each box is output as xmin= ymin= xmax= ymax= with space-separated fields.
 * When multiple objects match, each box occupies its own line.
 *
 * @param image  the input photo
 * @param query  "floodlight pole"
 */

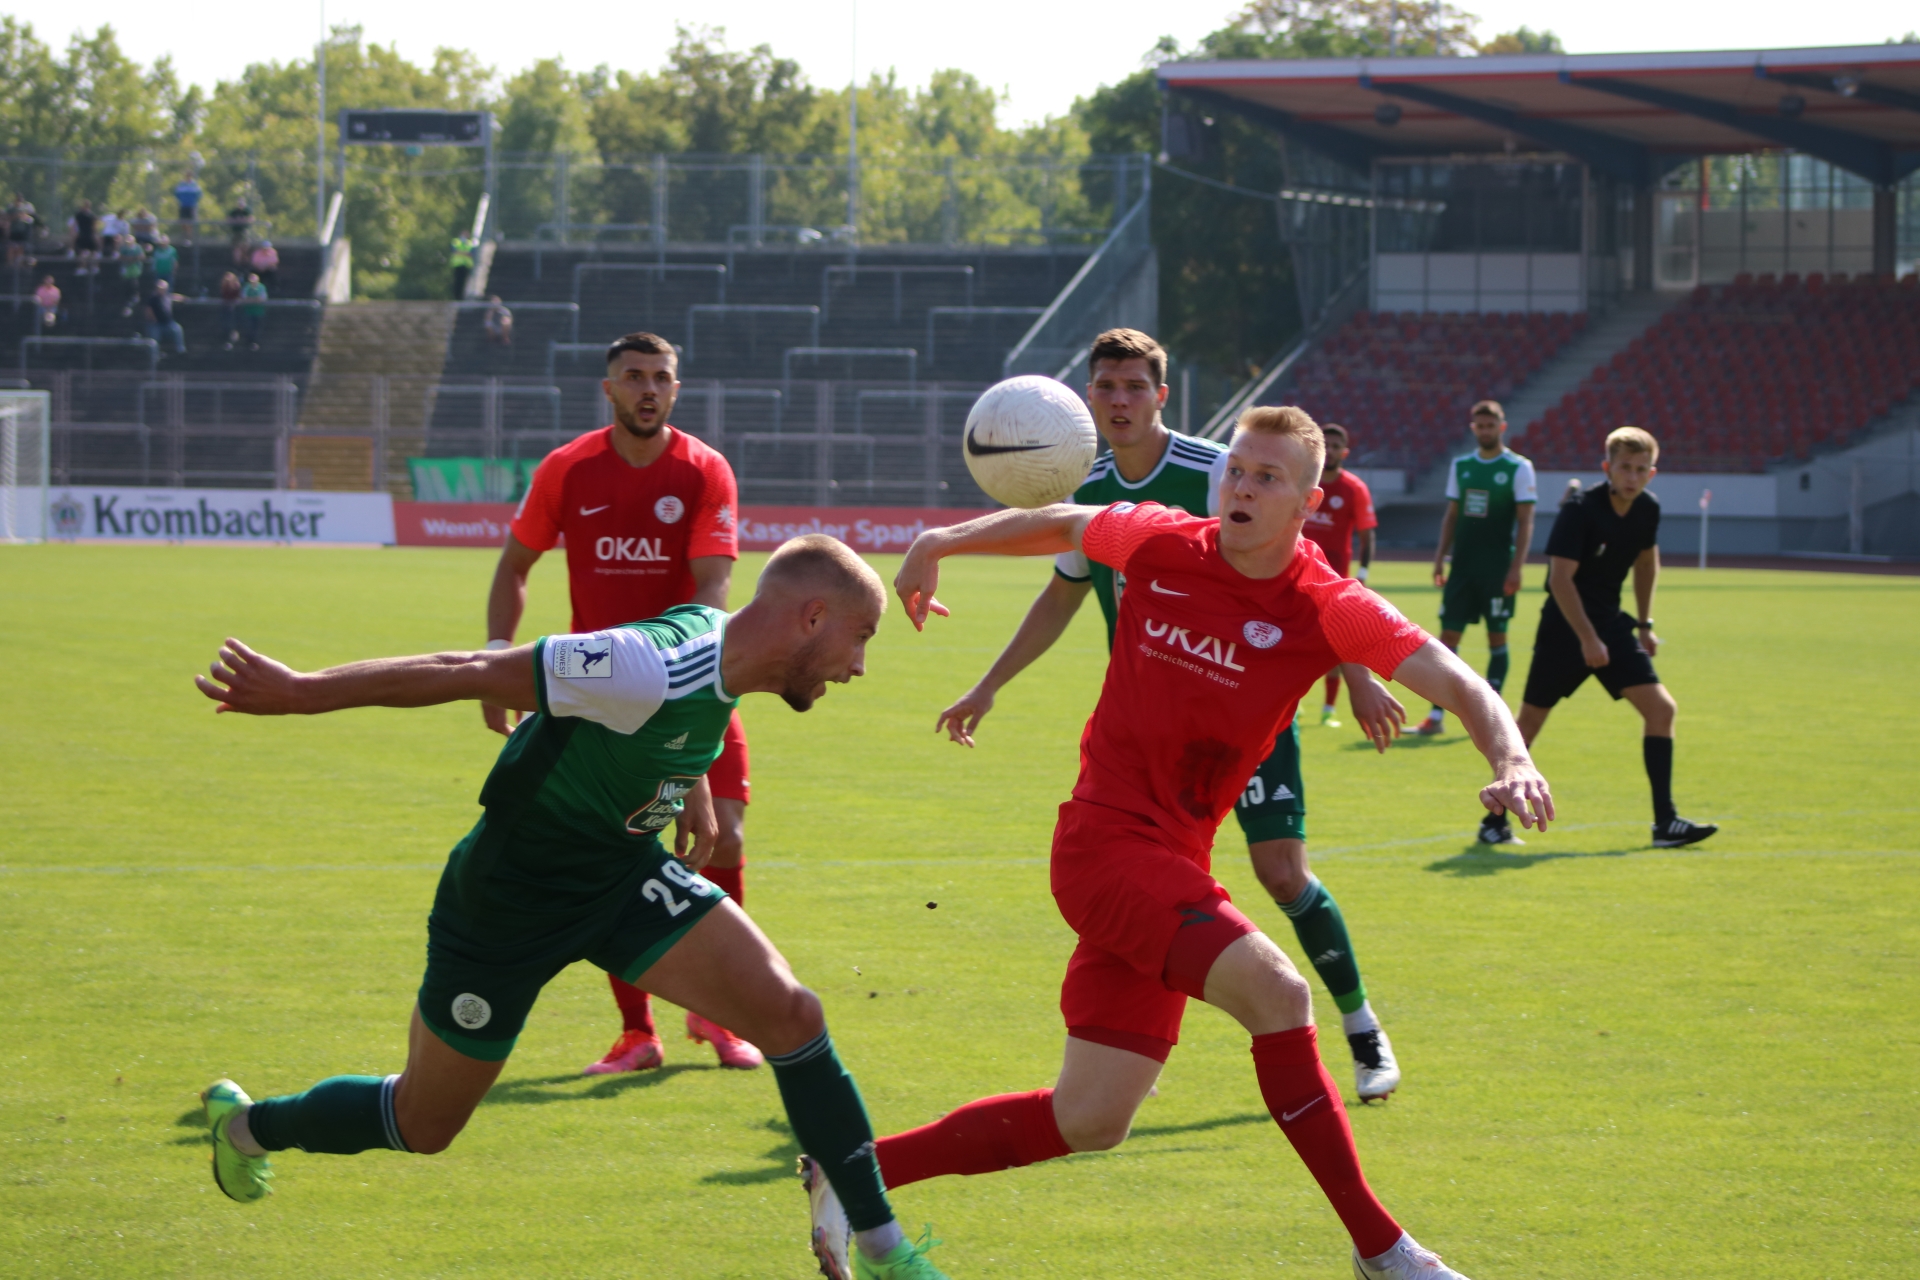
xmin=316 ymin=0 xmax=327 ymax=234
xmin=847 ymin=0 xmax=859 ymax=238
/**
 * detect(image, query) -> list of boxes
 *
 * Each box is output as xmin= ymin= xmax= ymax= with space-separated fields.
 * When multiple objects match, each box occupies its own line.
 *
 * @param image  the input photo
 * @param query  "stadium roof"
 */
xmin=1156 ymin=44 xmax=1920 ymax=185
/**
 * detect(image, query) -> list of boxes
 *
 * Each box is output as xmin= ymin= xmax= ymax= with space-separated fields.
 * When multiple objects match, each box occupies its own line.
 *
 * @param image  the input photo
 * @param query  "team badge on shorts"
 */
xmin=1243 ymin=621 xmax=1283 ymax=649
xmin=451 ymin=993 xmax=492 ymax=1030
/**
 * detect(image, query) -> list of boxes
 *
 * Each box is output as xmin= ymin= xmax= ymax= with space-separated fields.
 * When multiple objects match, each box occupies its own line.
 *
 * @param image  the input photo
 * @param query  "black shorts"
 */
xmin=1522 ymin=605 xmax=1659 ymax=708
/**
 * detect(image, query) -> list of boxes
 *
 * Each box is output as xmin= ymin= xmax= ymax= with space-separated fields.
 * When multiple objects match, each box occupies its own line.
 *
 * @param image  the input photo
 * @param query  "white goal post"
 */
xmin=0 ymin=390 xmax=51 ymax=543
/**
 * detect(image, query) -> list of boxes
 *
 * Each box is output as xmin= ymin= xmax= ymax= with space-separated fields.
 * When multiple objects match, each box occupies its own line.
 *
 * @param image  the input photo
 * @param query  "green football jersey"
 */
xmin=1446 ymin=447 xmax=1537 ymax=576
xmin=1055 ymin=432 xmax=1227 ymax=647
xmin=449 ymin=604 xmax=737 ymax=919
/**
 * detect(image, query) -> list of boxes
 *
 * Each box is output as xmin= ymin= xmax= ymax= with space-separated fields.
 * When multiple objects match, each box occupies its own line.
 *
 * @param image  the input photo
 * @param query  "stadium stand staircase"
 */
xmin=1526 ymin=274 xmax=1920 ymax=472
xmin=1284 ymin=310 xmax=1588 ymax=474
xmin=1499 ymin=293 xmax=1686 ymax=440
xmin=297 ymin=302 xmax=458 ymax=495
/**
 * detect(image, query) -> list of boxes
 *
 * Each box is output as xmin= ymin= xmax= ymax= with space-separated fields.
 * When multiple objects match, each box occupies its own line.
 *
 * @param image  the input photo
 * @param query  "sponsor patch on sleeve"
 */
xmin=549 ymin=636 xmax=614 ymax=679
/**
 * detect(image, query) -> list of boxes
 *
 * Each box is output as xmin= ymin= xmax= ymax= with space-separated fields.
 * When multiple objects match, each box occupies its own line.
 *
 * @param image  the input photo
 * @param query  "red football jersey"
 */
xmin=1073 ymin=502 xmax=1427 ymax=853
xmin=1300 ymin=468 xmax=1377 ymax=577
xmin=511 ymin=426 xmax=738 ymax=632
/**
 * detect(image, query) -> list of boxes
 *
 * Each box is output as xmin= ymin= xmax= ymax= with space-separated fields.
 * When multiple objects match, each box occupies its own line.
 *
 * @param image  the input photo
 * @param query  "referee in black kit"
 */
xmin=1479 ymin=425 xmax=1718 ymax=850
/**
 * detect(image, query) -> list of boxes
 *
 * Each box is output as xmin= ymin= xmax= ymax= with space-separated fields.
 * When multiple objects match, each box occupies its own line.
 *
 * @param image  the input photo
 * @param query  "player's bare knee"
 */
xmin=758 ymin=983 xmax=825 ymax=1054
xmin=710 ymin=830 xmax=745 ymax=869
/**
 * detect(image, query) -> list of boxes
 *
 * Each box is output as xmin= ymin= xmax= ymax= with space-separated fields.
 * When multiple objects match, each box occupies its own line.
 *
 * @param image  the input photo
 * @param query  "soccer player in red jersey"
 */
xmin=838 ymin=406 xmax=1554 ymax=1280
xmin=1300 ymin=422 xmax=1378 ymax=727
xmin=484 ymin=331 xmax=762 ymax=1073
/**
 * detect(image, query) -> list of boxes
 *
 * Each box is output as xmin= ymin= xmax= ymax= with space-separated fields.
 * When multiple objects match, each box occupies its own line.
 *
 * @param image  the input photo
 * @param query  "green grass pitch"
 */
xmin=2 ymin=543 xmax=1917 ymax=1278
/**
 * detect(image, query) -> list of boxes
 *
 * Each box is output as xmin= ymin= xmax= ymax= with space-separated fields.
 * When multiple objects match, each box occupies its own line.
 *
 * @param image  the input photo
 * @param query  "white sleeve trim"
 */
xmin=1443 ymin=459 xmax=1460 ymax=501
xmin=1513 ymin=457 xmax=1538 ymax=503
xmin=540 ymin=628 xmax=667 ymax=735
xmin=1054 ymin=549 xmax=1092 ymax=580
xmin=1206 ymin=450 xmax=1228 ymax=517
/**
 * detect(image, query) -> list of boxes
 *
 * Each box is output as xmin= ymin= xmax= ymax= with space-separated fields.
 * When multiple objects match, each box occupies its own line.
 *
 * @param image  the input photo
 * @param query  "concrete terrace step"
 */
xmin=299 ymin=301 xmax=459 ymax=494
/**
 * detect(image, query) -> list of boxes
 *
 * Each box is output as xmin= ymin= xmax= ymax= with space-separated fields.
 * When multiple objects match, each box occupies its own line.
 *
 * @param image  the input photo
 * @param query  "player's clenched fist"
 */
xmin=1481 ymin=765 xmax=1555 ymax=830
xmin=195 ymin=639 xmax=309 ymax=715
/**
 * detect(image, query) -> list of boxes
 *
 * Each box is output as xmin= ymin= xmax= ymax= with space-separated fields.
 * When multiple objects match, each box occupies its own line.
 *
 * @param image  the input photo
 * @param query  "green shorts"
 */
xmin=1232 ymin=719 xmax=1306 ymax=844
xmin=1440 ymin=570 xmax=1517 ymax=633
xmin=418 ymin=841 xmax=726 ymax=1062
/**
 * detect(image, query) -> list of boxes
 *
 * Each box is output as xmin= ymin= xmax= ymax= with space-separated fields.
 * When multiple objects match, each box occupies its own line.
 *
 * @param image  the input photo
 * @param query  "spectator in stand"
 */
xmin=174 ymin=172 xmax=202 ymax=242
xmin=483 ymin=295 xmax=513 ymax=347
xmin=70 ymin=200 xmax=100 ymax=275
xmin=448 ymin=232 xmax=476 ymax=299
xmin=130 ymin=207 xmax=160 ymax=248
xmin=146 ymin=278 xmax=185 ymax=355
xmin=8 ymin=194 xmax=36 ymax=268
xmin=101 ymin=208 xmax=130 ymax=263
xmin=218 ymin=270 xmax=243 ymax=348
xmin=248 ymin=240 xmax=279 ymax=292
xmin=117 ymin=237 xmax=147 ymax=315
xmin=152 ymin=235 xmax=178 ymax=289
xmin=33 ymin=275 xmax=60 ymax=333
xmin=239 ymin=272 xmax=268 ymax=349
xmin=227 ymin=193 xmax=254 ymax=264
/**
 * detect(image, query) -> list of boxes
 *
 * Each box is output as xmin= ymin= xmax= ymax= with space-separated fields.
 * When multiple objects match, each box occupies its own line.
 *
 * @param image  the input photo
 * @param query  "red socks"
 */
xmin=608 ymin=975 xmax=656 ymax=1036
xmin=609 ymin=864 xmax=743 ymax=1036
xmin=703 ymin=861 xmax=744 ymax=903
xmin=876 ymin=1089 xmax=1072 ymax=1190
xmin=1252 ymin=1026 xmax=1401 ymax=1258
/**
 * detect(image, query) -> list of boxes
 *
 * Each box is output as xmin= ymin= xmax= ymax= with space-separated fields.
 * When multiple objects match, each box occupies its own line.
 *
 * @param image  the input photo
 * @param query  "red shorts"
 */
xmin=707 ymin=711 xmax=750 ymax=804
xmin=1050 ymin=800 xmax=1257 ymax=1062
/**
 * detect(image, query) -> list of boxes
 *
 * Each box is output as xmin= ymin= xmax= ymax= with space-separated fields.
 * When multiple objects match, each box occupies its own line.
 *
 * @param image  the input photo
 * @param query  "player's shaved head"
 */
xmin=758 ymin=535 xmax=886 ymax=612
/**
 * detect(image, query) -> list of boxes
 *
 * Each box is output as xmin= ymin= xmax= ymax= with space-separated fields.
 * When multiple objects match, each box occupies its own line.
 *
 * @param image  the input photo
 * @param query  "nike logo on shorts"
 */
xmin=579 ymin=504 xmax=611 ymax=516
xmin=1149 ymin=579 xmax=1188 ymax=596
xmin=1281 ymin=1097 xmax=1324 ymax=1123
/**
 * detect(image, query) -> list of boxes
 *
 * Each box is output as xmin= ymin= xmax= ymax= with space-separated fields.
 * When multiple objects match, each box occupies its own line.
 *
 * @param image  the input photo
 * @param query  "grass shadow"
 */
xmin=1425 ymin=846 xmax=1634 ymax=877
xmin=481 ymin=1063 xmax=706 ymax=1106
xmin=700 ymin=1118 xmax=799 ymax=1186
xmin=1341 ymin=734 xmax=1469 ymax=751
xmin=1129 ymin=1111 xmax=1270 ymax=1140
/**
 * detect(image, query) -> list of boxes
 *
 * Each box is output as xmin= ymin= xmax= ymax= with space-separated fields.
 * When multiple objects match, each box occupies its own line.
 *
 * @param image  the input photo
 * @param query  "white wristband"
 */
xmin=483 ymin=639 xmax=512 ymax=651
xmin=1354 ymin=566 xmax=1369 ymax=582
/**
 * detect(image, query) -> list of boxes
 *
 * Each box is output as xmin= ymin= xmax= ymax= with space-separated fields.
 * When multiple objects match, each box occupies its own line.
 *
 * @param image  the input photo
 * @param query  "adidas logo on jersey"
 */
xmin=1142 ymin=616 xmax=1247 ymax=672
xmin=664 ymin=732 xmax=689 ymax=750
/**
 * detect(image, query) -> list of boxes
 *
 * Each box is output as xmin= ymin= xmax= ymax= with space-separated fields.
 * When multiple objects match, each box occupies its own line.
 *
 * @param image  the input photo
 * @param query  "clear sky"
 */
xmin=4 ymin=0 xmax=1914 ymax=128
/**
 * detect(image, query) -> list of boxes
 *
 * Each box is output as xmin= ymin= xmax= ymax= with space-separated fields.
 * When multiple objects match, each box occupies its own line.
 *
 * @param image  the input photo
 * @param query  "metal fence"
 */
xmin=26 ymin=369 xmax=998 ymax=507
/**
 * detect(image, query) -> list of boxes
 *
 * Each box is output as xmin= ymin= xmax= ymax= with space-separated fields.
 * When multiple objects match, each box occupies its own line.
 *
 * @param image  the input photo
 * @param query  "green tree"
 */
xmin=1477 ymin=27 xmax=1565 ymax=54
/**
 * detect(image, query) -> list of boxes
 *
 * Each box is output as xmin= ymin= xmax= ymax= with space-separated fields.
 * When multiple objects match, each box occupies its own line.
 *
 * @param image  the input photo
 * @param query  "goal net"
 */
xmin=0 ymin=390 xmax=51 ymax=543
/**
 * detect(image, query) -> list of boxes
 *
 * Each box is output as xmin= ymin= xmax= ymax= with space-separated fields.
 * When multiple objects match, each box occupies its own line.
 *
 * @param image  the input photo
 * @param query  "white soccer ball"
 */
xmin=962 ymin=376 xmax=1098 ymax=509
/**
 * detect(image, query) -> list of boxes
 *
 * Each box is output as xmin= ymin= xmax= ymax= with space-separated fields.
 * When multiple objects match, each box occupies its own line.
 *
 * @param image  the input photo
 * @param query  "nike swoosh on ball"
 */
xmin=964 ymin=425 xmax=1050 ymax=456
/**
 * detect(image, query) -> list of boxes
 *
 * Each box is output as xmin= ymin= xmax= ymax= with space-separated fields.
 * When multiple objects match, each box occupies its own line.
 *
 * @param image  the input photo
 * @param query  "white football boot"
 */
xmin=799 ymin=1155 xmax=853 ymax=1280
xmin=1352 ymin=1233 xmax=1473 ymax=1279
xmin=1349 ymin=1027 xmax=1402 ymax=1102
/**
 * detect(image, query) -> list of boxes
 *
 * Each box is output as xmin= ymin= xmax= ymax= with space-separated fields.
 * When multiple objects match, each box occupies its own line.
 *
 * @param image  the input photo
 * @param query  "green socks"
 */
xmin=1279 ymin=876 xmax=1367 ymax=1015
xmin=246 ymin=1074 xmax=410 ymax=1154
xmin=1486 ymin=644 xmax=1510 ymax=692
xmin=769 ymin=1031 xmax=894 ymax=1232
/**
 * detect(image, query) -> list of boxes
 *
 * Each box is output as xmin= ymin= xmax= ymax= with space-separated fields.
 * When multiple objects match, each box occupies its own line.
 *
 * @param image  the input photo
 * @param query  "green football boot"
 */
xmin=853 ymin=1227 xmax=951 ymax=1280
xmin=202 ymin=1078 xmax=273 ymax=1203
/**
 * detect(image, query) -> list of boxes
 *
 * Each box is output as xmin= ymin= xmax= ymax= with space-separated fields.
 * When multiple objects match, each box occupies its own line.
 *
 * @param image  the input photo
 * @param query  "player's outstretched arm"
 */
xmin=894 ymin=504 xmax=1101 ymax=631
xmin=195 ymin=638 xmax=539 ymax=717
xmin=936 ymin=574 xmax=1092 ymax=747
xmin=1389 ymin=639 xmax=1555 ymax=829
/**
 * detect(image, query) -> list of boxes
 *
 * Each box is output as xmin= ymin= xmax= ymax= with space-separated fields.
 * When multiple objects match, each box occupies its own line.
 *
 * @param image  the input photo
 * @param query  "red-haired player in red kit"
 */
xmin=1300 ymin=422 xmax=1378 ymax=728
xmin=806 ymin=406 xmax=1555 ymax=1280
xmin=483 ymin=331 xmax=763 ymax=1073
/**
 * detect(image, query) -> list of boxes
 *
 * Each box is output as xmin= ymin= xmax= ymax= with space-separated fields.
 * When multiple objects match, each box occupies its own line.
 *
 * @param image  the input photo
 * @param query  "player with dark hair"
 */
xmin=1301 ymin=422 xmax=1378 ymax=727
xmin=486 ymin=331 xmax=763 ymax=1072
xmin=935 ymin=330 xmax=1406 ymax=1104
xmin=1482 ymin=426 xmax=1717 ymax=849
xmin=824 ymin=404 xmax=1555 ymax=1280
xmin=1420 ymin=400 xmax=1536 ymax=754
xmin=195 ymin=537 xmax=954 ymax=1280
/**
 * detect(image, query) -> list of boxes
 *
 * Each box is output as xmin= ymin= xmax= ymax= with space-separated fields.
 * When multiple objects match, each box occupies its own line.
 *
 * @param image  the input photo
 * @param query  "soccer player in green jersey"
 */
xmin=191 ymin=536 xmax=952 ymax=1280
xmin=938 ymin=328 xmax=1409 ymax=1100
xmin=1420 ymin=400 xmax=1537 ymax=765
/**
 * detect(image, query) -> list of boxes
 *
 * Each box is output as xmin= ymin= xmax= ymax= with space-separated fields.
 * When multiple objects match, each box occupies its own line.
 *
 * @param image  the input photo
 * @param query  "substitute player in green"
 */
xmin=191 ymin=536 xmax=952 ymax=1280
xmin=939 ymin=328 xmax=1407 ymax=1100
xmin=1420 ymin=400 xmax=1537 ymax=773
